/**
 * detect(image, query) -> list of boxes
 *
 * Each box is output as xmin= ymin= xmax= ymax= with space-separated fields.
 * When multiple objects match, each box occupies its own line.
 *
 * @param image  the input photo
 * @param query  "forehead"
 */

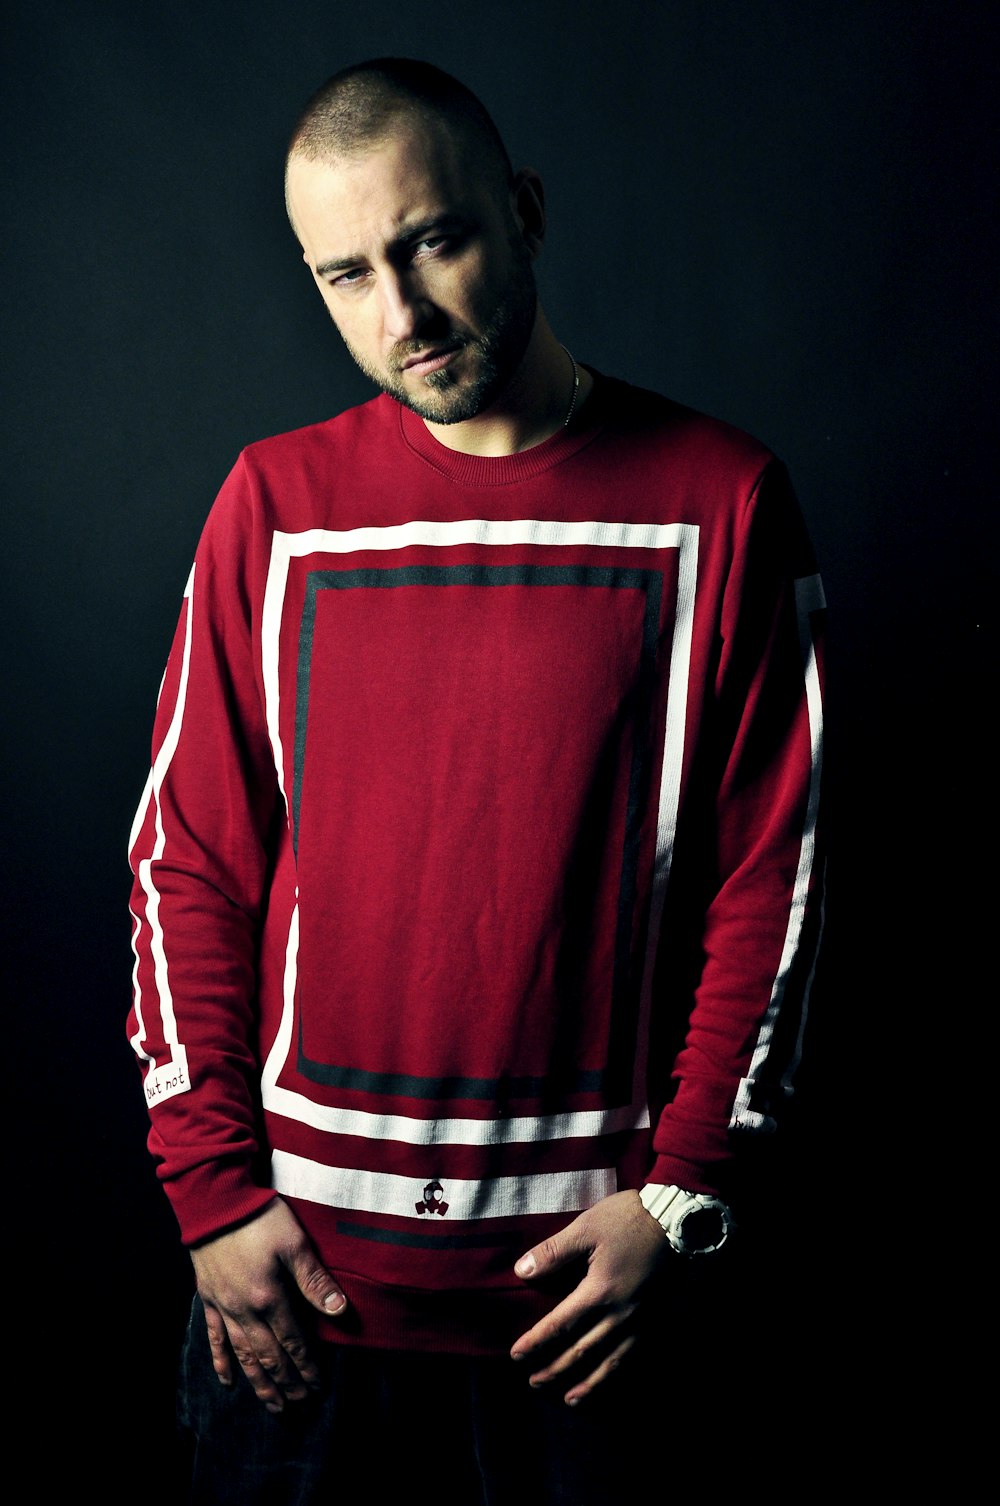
xmin=287 ymin=119 xmax=498 ymax=264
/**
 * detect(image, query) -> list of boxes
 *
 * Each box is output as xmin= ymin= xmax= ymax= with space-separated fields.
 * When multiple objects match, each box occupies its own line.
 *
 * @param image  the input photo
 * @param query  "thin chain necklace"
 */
xmin=561 ymin=346 xmax=580 ymax=428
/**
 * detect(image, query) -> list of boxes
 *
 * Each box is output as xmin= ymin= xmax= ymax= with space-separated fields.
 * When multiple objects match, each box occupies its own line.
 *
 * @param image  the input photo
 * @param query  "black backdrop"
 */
xmin=4 ymin=1 xmax=994 ymax=1490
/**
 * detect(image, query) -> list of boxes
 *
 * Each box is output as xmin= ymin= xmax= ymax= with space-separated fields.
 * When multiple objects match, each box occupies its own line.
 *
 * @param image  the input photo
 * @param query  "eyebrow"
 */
xmin=314 ymin=213 xmax=469 ymax=277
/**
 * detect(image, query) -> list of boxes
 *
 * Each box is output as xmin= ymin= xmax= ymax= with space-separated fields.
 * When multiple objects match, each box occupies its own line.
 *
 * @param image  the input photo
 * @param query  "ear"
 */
xmin=510 ymin=168 xmax=546 ymax=258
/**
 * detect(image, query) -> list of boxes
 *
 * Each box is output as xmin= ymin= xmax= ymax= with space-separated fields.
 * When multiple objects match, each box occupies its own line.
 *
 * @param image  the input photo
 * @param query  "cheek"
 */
xmin=466 ymin=256 xmax=516 ymax=324
xmin=313 ymin=281 xmax=335 ymax=318
xmin=318 ymin=291 xmax=365 ymax=347
xmin=425 ymin=250 xmax=491 ymax=319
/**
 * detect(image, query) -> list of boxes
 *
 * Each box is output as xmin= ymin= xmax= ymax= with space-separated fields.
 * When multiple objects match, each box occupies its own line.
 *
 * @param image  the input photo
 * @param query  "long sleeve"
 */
xmin=127 ymin=461 xmax=282 ymax=1244
xmin=648 ymin=463 xmax=826 ymax=1193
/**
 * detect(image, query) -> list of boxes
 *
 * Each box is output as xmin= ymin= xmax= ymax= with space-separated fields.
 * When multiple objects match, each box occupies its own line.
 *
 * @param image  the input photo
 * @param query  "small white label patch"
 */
xmin=144 ymin=1049 xmax=191 ymax=1106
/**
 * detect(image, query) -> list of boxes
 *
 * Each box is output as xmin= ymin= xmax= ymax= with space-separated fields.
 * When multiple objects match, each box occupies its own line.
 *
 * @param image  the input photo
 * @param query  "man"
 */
xmin=129 ymin=58 xmax=825 ymax=1504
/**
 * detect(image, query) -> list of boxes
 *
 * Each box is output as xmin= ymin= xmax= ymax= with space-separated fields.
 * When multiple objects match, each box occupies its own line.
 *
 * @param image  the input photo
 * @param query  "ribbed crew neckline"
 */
xmin=396 ymin=369 xmax=607 ymax=487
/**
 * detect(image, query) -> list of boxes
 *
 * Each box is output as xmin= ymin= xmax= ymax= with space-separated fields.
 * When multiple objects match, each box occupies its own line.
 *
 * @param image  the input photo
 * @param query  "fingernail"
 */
xmin=324 ymin=1293 xmax=346 ymax=1313
xmin=515 ymin=1253 xmax=536 ymax=1276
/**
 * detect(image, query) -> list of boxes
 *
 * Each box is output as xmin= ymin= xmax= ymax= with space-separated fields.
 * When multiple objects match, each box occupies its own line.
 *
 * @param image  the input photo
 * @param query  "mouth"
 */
xmin=398 ymin=343 xmax=463 ymax=378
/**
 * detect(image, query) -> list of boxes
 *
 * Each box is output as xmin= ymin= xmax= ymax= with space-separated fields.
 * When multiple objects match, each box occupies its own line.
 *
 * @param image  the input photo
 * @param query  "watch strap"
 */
xmin=639 ymin=1183 xmax=731 ymax=1255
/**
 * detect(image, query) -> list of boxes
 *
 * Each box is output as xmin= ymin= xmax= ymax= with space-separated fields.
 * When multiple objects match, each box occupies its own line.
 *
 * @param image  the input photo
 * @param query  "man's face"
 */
xmin=286 ymin=121 xmax=538 ymax=425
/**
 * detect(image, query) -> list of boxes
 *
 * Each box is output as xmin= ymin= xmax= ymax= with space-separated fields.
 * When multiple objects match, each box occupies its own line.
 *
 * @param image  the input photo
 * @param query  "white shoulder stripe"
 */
xmin=127 ymin=564 xmax=196 ymax=1098
xmin=731 ymin=572 xmax=825 ymax=1130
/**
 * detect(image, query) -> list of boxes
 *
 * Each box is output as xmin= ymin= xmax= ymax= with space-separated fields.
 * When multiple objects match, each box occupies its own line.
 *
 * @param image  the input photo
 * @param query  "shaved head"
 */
xmin=286 ymin=58 xmax=514 ymax=206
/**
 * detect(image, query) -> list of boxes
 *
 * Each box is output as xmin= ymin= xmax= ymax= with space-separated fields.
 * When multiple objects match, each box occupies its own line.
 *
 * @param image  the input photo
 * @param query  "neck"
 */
xmin=421 ymin=309 xmax=593 ymax=457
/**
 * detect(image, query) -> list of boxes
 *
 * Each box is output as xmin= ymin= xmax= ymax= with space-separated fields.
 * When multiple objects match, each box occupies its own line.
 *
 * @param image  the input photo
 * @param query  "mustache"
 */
xmin=388 ymin=333 xmax=470 ymax=373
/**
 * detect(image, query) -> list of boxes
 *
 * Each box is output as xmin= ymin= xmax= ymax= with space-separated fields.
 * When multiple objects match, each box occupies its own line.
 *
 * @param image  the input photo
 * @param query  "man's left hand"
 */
xmin=510 ymin=1190 xmax=671 ymax=1404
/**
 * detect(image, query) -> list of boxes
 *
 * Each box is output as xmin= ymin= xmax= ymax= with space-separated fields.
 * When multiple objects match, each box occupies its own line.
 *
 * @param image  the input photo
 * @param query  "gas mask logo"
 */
xmin=415 ymin=1179 xmax=449 ymax=1215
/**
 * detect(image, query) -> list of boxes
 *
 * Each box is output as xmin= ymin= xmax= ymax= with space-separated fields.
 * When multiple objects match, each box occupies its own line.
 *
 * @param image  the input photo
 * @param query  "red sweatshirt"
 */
xmin=128 ymin=373 xmax=825 ymax=1353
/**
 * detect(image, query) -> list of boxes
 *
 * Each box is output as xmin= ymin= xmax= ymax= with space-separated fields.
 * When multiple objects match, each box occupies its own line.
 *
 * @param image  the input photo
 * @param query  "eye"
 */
xmin=412 ymin=235 xmax=449 ymax=259
xmin=330 ymin=267 xmax=370 ymax=289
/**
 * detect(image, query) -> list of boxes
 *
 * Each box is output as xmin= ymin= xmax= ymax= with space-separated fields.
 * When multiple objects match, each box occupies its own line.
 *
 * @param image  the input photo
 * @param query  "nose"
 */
xmin=379 ymin=267 xmax=433 ymax=343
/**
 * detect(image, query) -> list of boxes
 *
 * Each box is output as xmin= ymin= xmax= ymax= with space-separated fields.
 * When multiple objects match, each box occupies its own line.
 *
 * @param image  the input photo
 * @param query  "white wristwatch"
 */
xmin=639 ymin=1183 xmax=732 ymax=1255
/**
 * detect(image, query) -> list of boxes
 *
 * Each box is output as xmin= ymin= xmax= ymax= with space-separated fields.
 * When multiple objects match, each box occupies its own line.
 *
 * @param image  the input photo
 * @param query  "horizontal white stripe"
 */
xmin=271 ymin=1151 xmax=618 ymax=1220
xmin=279 ymin=518 xmax=687 ymax=559
xmin=264 ymin=1080 xmax=649 ymax=1145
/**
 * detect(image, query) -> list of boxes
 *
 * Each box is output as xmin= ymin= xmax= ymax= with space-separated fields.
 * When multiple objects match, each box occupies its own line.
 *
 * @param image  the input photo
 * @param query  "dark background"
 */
xmin=5 ymin=1 xmax=994 ymax=1490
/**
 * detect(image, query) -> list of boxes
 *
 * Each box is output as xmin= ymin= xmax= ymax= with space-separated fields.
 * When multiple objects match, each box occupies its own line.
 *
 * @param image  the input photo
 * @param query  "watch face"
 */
xmin=678 ymin=1206 xmax=727 ymax=1253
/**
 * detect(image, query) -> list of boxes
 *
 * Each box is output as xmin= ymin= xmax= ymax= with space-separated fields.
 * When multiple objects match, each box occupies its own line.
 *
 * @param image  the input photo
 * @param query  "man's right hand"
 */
xmin=189 ymin=1197 xmax=347 ymax=1412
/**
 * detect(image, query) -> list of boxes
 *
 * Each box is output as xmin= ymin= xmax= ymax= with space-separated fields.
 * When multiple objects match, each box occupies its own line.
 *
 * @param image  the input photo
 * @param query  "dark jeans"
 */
xmin=177 ymin=1297 xmax=662 ymax=1505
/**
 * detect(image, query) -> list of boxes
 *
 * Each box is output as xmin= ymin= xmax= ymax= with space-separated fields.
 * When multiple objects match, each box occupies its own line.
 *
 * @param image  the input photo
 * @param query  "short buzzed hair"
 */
xmin=286 ymin=58 xmax=514 ymax=192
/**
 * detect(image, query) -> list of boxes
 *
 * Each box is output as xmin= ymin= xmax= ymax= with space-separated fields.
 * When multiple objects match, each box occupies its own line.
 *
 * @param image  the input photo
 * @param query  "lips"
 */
xmin=399 ymin=343 xmax=463 ymax=376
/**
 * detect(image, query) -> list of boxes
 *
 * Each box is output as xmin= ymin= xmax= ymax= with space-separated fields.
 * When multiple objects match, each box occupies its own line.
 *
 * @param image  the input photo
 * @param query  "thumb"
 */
xmin=286 ymin=1242 xmax=348 ymax=1317
xmin=514 ymin=1213 xmax=589 ymax=1280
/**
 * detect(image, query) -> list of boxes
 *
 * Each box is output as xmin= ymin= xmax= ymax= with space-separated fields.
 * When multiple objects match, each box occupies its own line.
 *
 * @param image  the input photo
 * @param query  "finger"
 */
xmin=563 ymin=1333 xmax=637 ymax=1406
xmin=287 ymin=1248 xmax=348 ymax=1318
xmin=228 ymin=1335 xmax=287 ymax=1412
xmin=510 ymin=1290 xmax=595 ymax=1362
xmin=226 ymin=1318 xmax=310 ymax=1413
xmin=525 ymin=1308 xmax=632 ymax=1387
xmin=203 ymin=1301 xmax=235 ymax=1386
xmin=514 ymin=1218 xmax=587 ymax=1281
xmin=268 ymin=1315 xmax=322 ymax=1391
xmin=511 ymin=1264 xmax=625 ymax=1360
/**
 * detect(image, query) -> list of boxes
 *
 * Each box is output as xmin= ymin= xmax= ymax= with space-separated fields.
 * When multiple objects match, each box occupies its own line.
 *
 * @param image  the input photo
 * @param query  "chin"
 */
xmin=406 ymin=386 xmax=496 ymax=425
xmin=386 ymin=363 xmax=504 ymax=426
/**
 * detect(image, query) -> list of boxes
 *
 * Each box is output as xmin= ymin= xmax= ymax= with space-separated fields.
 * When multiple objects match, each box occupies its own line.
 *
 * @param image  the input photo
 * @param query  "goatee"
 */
xmin=344 ymin=242 xmax=537 ymax=425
